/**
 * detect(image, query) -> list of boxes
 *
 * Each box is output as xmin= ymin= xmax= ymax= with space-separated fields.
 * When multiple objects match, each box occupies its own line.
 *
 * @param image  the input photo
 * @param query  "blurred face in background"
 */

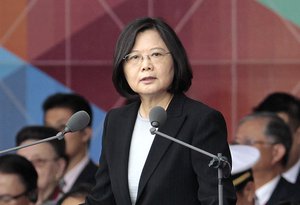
xmin=17 ymin=140 xmax=66 ymax=193
xmin=235 ymin=118 xmax=275 ymax=172
xmin=0 ymin=172 xmax=33 ymax=205
xmin=44 ymin=107 xmax=90 ymax=163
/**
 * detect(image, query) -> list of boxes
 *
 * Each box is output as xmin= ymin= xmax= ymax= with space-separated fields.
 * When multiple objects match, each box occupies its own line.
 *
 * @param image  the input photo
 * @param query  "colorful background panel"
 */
xmin=0 ymin=0 xmax=300 ymax=162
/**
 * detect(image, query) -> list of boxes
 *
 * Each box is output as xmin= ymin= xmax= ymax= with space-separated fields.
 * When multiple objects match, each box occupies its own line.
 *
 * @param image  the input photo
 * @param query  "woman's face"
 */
xmin=123 ymin=29 xmax=174 ymax=97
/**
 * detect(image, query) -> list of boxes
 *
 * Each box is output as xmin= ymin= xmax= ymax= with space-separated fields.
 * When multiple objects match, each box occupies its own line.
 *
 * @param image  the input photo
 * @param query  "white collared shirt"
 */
xmin=62 ymin=154 xmax=89 ymax=193
xmin=255 ymin=175 xmax=280 ymax=205
xmin=282 ymin=158 xmax=300 ymax=184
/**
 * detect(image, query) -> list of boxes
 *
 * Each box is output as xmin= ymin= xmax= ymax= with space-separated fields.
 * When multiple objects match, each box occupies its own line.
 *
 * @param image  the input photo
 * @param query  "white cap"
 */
xmin=230 ymin=144 xmax=260 ymax=175
xmin=229 ymin=144 xmax=260 ymax=189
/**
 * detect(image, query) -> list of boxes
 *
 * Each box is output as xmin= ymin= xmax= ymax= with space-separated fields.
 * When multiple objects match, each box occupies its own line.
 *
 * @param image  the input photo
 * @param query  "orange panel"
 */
xmin=0 ymin=0 xmax=28 ymax=59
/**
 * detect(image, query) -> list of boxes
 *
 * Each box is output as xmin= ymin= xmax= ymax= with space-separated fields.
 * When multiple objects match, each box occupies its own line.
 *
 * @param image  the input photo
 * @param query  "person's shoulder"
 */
xmin=181 ymin=94 xmax=221 ymax=116
xmin=276 ymin=177 xmax=300 ymax=204
xmin=107 ymin=100 xmax=140 ymax=116
xmin=274 ymin=177 xmax=300 ymax=200
xmin=86 ymin=159 xmax=98 ymax=170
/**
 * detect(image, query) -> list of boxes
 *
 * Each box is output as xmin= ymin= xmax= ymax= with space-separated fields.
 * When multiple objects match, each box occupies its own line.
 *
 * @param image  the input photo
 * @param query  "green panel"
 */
xmin=259 ymin=0 xmax=300 ymax=26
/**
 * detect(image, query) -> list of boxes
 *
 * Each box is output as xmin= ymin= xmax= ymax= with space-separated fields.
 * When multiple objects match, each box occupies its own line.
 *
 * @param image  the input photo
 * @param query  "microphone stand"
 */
xmin=150 ymin=127 xmax=230 ymax=205
xmin=0 ymin=110 xmax=90 ymax=155
xmin=0 ymin=131 xmax=65 ymax=155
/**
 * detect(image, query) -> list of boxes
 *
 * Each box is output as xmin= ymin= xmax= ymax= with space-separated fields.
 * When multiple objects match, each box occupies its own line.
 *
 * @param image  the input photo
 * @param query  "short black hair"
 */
xmin=253 ymin=92 xmax=300 ymax=132
xmin=42 ymin=92 xmax=93 ymax=127
xmin=15 ymin=125 xmax=68 ymax=162
xmin=0 ymin=154 xmax=38 ymax=202
xmin=57 ymin=183 xmax=92 ymax=205
xmin=112 ymin=17 xmax=193 ymax=98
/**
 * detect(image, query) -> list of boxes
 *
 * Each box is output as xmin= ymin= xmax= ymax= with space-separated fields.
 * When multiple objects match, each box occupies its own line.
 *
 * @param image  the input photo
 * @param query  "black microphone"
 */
xmin=57 ymin=110 xmax=91 ymax=139
xmin=149 ymin=106 xmax=167 ymax=128
xmin=0 ymin=110 xmax=90 ymax=155
xmin=149 ymin=106 xmax=221 ymax=161
xmin=149 ymin=106 xmax=230 ymax=205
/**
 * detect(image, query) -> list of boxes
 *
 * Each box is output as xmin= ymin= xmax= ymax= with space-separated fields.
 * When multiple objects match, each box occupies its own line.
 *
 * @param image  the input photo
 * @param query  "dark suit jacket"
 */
xmin=85 ymin=94 xmax=236 ymax=205
xmin=71 ymin=159 xmax=98 ymax=190
xmin=266 ymin=177 xmax=300 ymax=205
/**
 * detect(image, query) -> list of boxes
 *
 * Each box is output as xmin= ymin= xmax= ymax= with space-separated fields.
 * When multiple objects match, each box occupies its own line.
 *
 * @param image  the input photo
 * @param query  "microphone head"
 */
xmin=65 ymin=110 xmax=90 ymax=133
xmin=149 ymin=106 xmax=167 ymax=128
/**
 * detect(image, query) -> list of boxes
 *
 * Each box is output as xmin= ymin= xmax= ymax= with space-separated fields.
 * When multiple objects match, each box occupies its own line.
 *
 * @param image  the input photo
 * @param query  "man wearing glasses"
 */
xmin=253 ymin=92 xmax=300 ymax=185
xmin=0 ymin=154 xmax=38 ymax=205
xmin=235 ymin=112 xmax=300 ymax=205
xmin=15 ymin=126 xmax=68 ymax=205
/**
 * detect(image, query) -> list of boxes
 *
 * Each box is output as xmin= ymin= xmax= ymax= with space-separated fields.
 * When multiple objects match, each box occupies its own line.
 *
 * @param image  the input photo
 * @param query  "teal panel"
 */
xmin=259 ymin=0 xmax=300 ymax=26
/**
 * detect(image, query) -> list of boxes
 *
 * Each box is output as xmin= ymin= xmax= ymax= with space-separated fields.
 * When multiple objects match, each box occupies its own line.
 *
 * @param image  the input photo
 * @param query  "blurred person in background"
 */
xmin=57 ymin=184 xmax=92 ymax=205
xmin=0 ymin=154 xmax=38 ymax=205
xmin=229 ymin=144 xmax=260 ymax=205
xmin=16 ymin=125 xmax=67 ymax=205
xmin=253 ymin=92 xmax=300 ymax=185
xmin=235 ymin=112 xmax=300 ymax=205
xmin=42 ymin=93 xmax=98 ymax=193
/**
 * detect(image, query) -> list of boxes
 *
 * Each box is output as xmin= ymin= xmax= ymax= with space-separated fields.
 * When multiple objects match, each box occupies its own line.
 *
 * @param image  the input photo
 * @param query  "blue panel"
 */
xmin=0 ymin=49 xmax=105 ymax=163
xmin=89 ymin=107 xmax=106 ymax=163
xmin=0 ymin=68 xmax=27 ymax=153
xmin=25 ymin=66 xmax=70 ymax=124
xmin=0 ymin=47 xmax=24 ymax=78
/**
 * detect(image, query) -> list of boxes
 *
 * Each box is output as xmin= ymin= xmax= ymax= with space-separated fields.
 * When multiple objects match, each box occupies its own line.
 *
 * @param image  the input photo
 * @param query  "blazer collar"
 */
xmin=115 ymin=101 xmax=141 ymax=204
xmin=136 ymin=94 xmax=187 ymax=201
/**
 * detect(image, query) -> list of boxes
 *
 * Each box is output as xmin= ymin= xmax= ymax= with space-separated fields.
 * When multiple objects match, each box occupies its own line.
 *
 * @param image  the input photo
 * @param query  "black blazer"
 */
xmin=267 ymin=177 xmax=300 ymax=205
xmin=71 ymin=160 xmax=98 ymax=190
xmin=85 ymin=94 xmax=236 ymax=205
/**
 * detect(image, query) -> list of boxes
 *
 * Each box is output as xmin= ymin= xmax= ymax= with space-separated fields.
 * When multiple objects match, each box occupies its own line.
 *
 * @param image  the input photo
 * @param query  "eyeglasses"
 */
xmin=0 ymin=191 xmax=27 ymax=204
xmin=236 ymin=139 xmax=277 ymax=146
xmin=123 ymin=48 xmax=171 ymax=66
xmin=30 ymin=157 xmax=58 ymax=168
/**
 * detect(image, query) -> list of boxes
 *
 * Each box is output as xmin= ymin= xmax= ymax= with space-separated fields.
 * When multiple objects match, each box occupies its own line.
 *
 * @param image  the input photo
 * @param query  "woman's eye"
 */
xmin=129 ymin=55 xmax=140 ymax=60
xmin=151 ymin=52 xmax=162 ymax=57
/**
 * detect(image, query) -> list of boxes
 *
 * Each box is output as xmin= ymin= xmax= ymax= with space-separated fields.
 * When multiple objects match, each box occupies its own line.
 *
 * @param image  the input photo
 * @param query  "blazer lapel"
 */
xmin=114 ymin=102 xmax=140 ymax=204
xmin=136 ymin=94 xmax=187 ymax=201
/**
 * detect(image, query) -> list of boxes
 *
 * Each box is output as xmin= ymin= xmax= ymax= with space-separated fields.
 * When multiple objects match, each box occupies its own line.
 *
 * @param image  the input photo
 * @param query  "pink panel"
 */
xmin=70 ymin=16 xmax=120 ymax=60
xmin=26 ymin=0 xmax=300 ymax=139
xmin=37 ymin=67 xmax=67 ymax=84
xmin=189 ymin=65 xmax=233 ymax=138
xmin=177 ymin=0 xmax=232 ymax=60
xmin=70 ymin=66 xmax=120 ymax=111
xmin=237 ymin=0 xmax=300 ymax=59
xmin=28 ymin=0 xmax=66 ymax=60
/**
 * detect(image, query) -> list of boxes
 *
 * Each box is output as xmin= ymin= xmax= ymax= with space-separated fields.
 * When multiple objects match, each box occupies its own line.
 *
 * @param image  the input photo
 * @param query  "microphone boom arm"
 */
xmin=0 ymin=110 xmax=90 ymax=156
xmin=150 ymin=127 xmax=230 ymax=170
xmin=0 ymin=131 xmax=65 ymax=155
xmin=150 ymin=127 xmax=230 ymax=205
